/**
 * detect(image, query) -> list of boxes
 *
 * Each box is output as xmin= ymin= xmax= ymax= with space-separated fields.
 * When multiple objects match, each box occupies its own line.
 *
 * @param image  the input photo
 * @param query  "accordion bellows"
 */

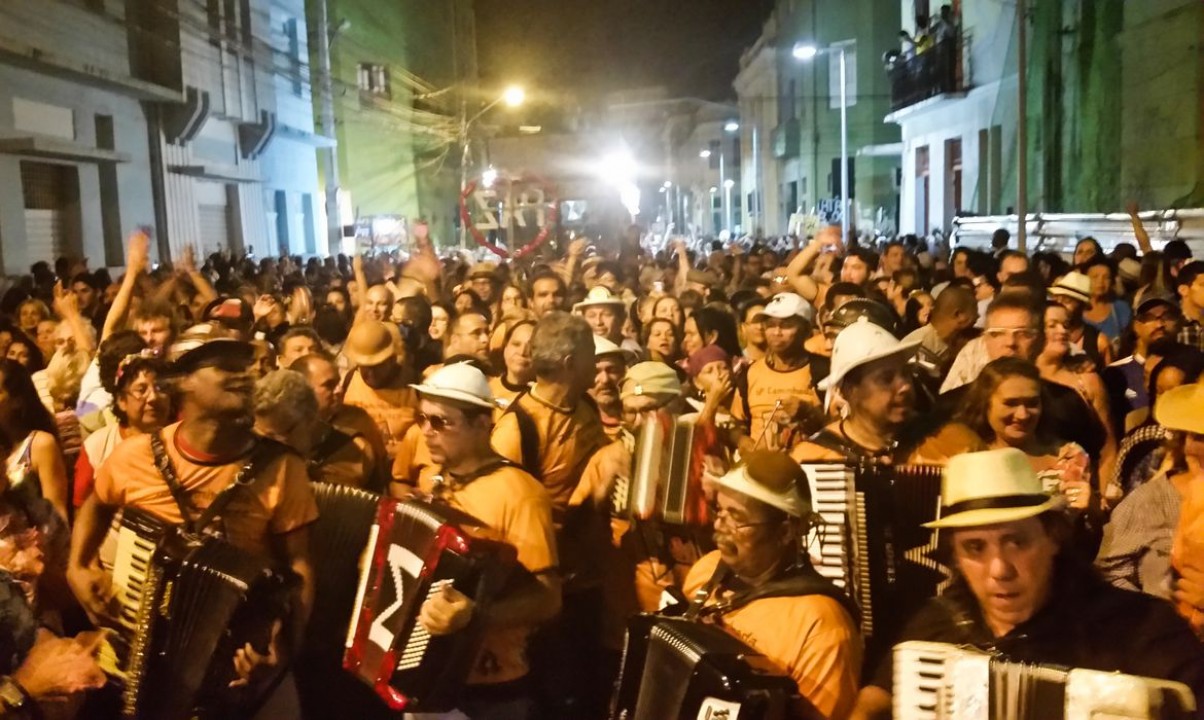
xmin=892 ymin=641 xmax=1198 ymax=719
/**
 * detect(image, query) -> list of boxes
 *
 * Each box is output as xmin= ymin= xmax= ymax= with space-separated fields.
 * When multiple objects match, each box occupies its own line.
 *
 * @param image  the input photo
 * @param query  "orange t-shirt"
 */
xmin=1173 ymin=480 xmax=1204 ymax=637
xmin=683 ymin=551 xmax=863 ymax=720
xmin=490 ymin=391 xmax=609 ymax=515
xmin=341 ymin=371 xmax=418 ymax=459
xmin=733 ymin=359 xmax=820 ymax=448
xmin=94 ymin=422 xmax=319 ymax=559
xmin=417 ymin=464 xmax=557 ymax=685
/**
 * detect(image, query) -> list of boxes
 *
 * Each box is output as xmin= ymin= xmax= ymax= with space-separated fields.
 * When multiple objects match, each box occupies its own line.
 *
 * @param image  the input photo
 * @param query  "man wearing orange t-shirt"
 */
xmin=340 ymin=320 xmax=419 ymax=459
xmin=682 ymin=451 xmax=862 ymax=720
xmin=67 ymin=326 xmax=318 ymax=713
xmin=408 ymin=364 xmax=560 ymax=719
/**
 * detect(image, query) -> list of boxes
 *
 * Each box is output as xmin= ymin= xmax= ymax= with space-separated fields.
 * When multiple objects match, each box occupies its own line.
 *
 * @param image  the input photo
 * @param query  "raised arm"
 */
xmin=785 ymin=228 xmax=842 ymax=303
xmin=177 ymin=244 xmax=218 ymax=306
xmin=673 ymin=239 xmax=691 ymax=294
xmin=52 ymin=282 xmax=96 ymax=357
xmin=102 ymin=231 xmax=150 ymax=341
xmin=1125 ymin=201 xmax=1153 ymax=255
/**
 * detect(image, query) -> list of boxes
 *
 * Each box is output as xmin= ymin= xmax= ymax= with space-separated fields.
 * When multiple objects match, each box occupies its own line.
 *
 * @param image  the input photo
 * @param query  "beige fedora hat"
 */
xmin=924 ymin=448 xmax=1060 ymax=529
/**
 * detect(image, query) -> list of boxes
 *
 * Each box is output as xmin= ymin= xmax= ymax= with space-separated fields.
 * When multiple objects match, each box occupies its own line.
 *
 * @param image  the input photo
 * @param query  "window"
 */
xmin=708 ymin=140 xmax=721 ymax=170
xmin=284 ymin=18 xmax=302 ymax=96
xmin=358 ymin=64 xmax=390 ymax=99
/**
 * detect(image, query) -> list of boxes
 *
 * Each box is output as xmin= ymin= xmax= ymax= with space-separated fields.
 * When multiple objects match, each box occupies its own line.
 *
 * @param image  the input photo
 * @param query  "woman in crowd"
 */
xmin=681 ymin=306 xmax=741 ymax=358
xmin=643 ymin=317 xmax=682 ymax=365
xmin=73 ymin=343 xmax=170 ymax=508
xmin=499 ymin=283 xmax=528 ymax=319
xmin=324 ymin=286 xmax=354 ymax=326
xmin=16 ymin=299 xmax=51 ymax=341
xmin=652 ymin=295 xmax=684 ymax=329
xmin=490 ymin=318 xmax=536 ymax=413
xmin=1037 ymin=300 xmax=1118 ymax=482
xmin=429 ymin=302 xmax=452 ymax=342
xmin=1073 ymin=236 xmax=1104 ymax=267
xmin=1081 ymin=256 xmax=1132 ymax=351
xmin=34 ymin=319 xmax=59 ymax=363
xmin=0 ymin=360 xmax=69 ymax=523
xmin=5 ymin=335 xmax=44 ymax=374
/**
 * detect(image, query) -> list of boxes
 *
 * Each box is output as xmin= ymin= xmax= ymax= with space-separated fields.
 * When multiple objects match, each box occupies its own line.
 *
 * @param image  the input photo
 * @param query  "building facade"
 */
xmin=742 ymin=0 xmax=902 ymax=239
xmin=0 ymin=0 xmax=328 ymax=273
xmin=313 ymin=0 xmax=476 ymax=250
xmin=889 ymin=0 xmax=1204 ymax=237
xmin=734 ymin=17 xmax=782 ymax=237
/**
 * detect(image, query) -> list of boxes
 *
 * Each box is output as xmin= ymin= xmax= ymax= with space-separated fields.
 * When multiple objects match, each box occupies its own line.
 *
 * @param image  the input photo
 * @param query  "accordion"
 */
xmin=306 ymin=482 xmax=383 ymax=662
xmin=801 ymin=463 xmax=943 ymax=661
xmin=616 ymin=412 xmax=706 ymax=525
xmin=343 ymin=497 xmax=520 ymax=713
xmin=893 ymin=641 xmax=1198 ymax=719
xmin=611 ymin=615 xmax=799 ymax=720
xmin=98 ymin=507 xmax=292 ymax=720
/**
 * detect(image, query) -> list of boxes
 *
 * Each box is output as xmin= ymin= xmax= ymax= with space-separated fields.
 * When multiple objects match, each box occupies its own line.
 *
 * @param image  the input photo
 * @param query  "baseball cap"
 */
xmin=1135 ymin=292 xmax=1180 ymax=315
xmin=756 ymin=292 xmax=815 ymax=324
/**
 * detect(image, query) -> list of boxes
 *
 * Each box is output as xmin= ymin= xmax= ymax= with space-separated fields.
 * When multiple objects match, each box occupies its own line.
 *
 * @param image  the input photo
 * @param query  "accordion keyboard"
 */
xmin=396 ymin=578 xmax=452 ymax=671
xmin=800 ymin=464 xmax=854 ymax=590
xmin=111 ymin=525 xmax=158 ymax=633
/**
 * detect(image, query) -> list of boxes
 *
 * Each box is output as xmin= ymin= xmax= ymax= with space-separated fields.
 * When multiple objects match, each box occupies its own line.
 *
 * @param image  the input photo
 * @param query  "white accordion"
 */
xmin=892 ymin=641 xmax=1197 ymax=720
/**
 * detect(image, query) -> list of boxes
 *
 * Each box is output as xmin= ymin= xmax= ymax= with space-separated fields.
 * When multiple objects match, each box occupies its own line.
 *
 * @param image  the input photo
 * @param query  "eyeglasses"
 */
xmin=708 ymin=503 xmax=778 ymax=532
xmin=124 ymin=382 xmax=166 ymax=401
xmin=416 ymin=412 xmax=456 ymax=433
xmin=983 ymin=327 xmax=1040 ymax=341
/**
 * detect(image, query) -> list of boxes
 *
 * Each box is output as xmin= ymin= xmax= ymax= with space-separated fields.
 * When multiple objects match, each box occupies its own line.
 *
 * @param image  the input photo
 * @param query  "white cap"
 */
xmin=818 ymin=317 xmax=921 ymax=391
xmin=410 ymin=362 xmax=495 ymax=409
xmin=593 ymin=334 xmax=627 ymax=359
xmin=711 ymin=464 xmax=810 ymax=517
xmin=756 ymin=292 xmax=815 ymax=324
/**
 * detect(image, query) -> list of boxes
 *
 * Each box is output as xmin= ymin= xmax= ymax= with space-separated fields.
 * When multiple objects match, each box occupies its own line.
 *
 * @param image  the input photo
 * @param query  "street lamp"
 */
xmin=724 ymin=120 xmax=740 ymax=133
xmin=460 ymin=85 xmax=525 ymax=248
xmin=793 ymin=41 xmax=850 ymax=245
xmin=699 ymin=149 xmax=712 ymax=159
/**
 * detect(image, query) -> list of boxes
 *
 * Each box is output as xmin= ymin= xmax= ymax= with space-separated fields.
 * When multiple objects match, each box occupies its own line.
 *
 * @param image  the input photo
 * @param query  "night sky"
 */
xmin=474 ymin=0 xmax=776 ymax=103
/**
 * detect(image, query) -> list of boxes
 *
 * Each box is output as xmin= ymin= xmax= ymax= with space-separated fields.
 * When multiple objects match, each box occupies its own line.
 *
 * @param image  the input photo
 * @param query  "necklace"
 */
xmin=838 ymin=418 xmax=897 ymax=458
xmin=528 ymin=384 xmax=574 ymax=414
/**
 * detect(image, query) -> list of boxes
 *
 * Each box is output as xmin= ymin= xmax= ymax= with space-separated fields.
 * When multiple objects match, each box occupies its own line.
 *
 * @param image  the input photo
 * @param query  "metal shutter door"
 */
xmin=198 ymin=203 xmax=230 ymax=252
xmin=23 ymin=209 xmax=63 ymax=265
xmin=20 ymin=162 xmax=67 ymax=264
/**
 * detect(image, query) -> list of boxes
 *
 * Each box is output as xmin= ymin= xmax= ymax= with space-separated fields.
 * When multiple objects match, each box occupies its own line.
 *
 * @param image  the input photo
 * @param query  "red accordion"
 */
xmin=343 ymin=497 xmax=519 ymax=712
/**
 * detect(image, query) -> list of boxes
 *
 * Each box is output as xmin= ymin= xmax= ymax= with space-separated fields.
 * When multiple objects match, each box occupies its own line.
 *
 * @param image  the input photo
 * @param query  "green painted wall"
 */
xmin=310 ymin=0 xmax=475 ymax=246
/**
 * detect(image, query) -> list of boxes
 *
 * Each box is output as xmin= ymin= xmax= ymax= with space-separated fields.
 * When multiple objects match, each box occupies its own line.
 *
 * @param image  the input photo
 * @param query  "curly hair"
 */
xmin=253 ymin=369 xmax=318 ymax=436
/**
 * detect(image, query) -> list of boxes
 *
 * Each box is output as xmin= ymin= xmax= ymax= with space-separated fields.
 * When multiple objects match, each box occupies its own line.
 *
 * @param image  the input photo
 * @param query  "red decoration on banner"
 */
xmin=458 ymin=174 xmax=559 ymax=260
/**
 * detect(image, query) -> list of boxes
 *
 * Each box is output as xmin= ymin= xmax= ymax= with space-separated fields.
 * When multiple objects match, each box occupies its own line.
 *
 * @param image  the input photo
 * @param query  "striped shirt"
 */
xmin=1096 ymin=472 xmax=1180 ymax=599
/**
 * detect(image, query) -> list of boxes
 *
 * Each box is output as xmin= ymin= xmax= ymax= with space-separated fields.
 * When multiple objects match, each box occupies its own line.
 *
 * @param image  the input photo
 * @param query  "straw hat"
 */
xmin=573 ymin=286 xmax=625 ymax=312
xmin=410 ymin=362 xmax=495 ymax=410
xmin=344 ymin=321 xmax=395 ymax=367
xmin=818 ymin=317 xmax=920 ymax=391
xmin=924 ymin=448 xmax=1060 ymax=529
xmin=1048 ymin=271 xmax=1092 ymax=305
xmin=1154 ymin=383 xmax=1204 ymax=435
xmin=711 ymin=450 xmax=812 ymax=517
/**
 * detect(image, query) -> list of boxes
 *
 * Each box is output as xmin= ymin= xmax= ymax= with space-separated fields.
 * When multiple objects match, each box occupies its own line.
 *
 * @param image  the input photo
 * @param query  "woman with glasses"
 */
xmin=73 ymin=334 xmax=170 ymax=509
xmin=1038 ymin=301 xmax=1118 ymax=491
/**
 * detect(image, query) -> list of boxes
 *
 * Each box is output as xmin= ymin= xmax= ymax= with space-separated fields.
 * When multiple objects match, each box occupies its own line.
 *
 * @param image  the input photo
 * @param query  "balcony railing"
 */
xmin=887 ymin=37 xmax=964 ymax=112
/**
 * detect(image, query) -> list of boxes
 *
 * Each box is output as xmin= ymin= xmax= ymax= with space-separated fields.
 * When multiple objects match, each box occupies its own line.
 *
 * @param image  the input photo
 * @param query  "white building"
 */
xmin=733 ymin=15 xmax=781 ymax=237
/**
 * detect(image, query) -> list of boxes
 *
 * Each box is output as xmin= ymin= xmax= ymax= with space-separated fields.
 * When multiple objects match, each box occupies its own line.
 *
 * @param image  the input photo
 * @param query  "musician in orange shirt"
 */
xmin=682 ymin=451 xmax=863 ymax=720
xmin=67 ymin=325 xmax=318 ymax=715
xmin=340 ymin=320 xmax=420 ymax=459
xmin=408 ymin=364 xmax=561 ymax=719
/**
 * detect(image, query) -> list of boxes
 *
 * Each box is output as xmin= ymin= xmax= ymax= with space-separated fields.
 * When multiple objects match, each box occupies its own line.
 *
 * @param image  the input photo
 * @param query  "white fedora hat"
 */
xmin=1048 ymin=271 xmax=1092 ymax=305
xmin=817 ymin=317 xmax=921 ymax=391
xmin=573 ymin=286 xmax=625 ymax=312
xmin=410 ymin=362 xmax=495 ymax=410
xmin=924 ymin=448 xmax=1060 ymax=529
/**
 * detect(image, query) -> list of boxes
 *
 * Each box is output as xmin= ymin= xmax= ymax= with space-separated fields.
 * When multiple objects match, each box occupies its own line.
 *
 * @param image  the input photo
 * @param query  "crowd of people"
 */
xmin=0 ymin=212 xmax=1200 ymax=720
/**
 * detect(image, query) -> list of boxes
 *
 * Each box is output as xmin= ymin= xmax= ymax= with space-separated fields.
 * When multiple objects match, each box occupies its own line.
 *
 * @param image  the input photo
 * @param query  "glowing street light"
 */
xmin=482 ymin=166 xmax=498 ymax=189
xmin=792 ymin=43 xmax=819 ymax=60
xmin=723 ymin=179 xmax=735 ymax=189
xmin=724 ymin=121 xmax=740 ymax=133
xmin=663 ymin=180 xmax=672 ymax=189
xmin=503 ymin=85 xmax=525 ymax=108
xmin=699 ymin=149 xmax=712 ymax=159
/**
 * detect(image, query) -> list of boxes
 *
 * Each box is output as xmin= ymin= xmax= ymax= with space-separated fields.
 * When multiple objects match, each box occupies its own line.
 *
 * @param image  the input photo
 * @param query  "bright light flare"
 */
xmin=724 ymin=179 xmax=735 ymax=189
xmin=699 ymin=149 xmax=712 ymax=159
xmin=503 ymin=85 xmax=525 ymax=107
xmin=482 ymin=167 xmax=498 ymax=188
xmin=724 ymin=121 xmax=740 ymax=132
xmin=597 ymin=150 xmax=637 ymax=187
xmin=793 ymin=43 xmax=819 ymax=61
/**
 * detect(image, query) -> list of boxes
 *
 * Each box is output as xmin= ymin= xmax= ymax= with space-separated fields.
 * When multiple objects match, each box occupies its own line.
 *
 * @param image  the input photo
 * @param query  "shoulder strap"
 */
xmin=501 ymin=392 xmax=542 ymax=477
xmin=309 ymin=425 xmax=355 ymax=471
xmin=686 ymin=560 xmax=860 ymax=625
xmin=150 ymin=431 xmax=201 ymax=529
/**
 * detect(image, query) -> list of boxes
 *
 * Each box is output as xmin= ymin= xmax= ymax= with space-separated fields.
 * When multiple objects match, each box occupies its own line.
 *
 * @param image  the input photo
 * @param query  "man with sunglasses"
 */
xmin=405 ymin=363 xmax=560 ymax=720
xmin=682 ymin=451 xmax=862 ymax=720
xmin=68 ymin=324 xmax=319 ymax=714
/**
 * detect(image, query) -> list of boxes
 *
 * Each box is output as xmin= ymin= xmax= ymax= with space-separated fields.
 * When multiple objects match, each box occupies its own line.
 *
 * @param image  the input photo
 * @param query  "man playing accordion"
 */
xmin=851 ymin=448 xmax=1204 ymax=718
xmin=66 ymin=324 xmax=319 ymax=716
xmin=683 ymin=450 xmax=862 ymax=720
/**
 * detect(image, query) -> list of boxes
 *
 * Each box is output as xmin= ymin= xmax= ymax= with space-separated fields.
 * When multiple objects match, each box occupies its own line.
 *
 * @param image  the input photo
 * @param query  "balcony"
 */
xmin=887 ymin=38 xmax=965 ymax=112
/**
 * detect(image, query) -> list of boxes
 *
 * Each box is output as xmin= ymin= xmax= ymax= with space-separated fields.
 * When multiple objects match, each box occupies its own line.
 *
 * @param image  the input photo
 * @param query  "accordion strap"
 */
xmin=686 ymin=560 xmax=860 ymax=624
xmin=150 ymin=431 xmax=282 ymax=536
